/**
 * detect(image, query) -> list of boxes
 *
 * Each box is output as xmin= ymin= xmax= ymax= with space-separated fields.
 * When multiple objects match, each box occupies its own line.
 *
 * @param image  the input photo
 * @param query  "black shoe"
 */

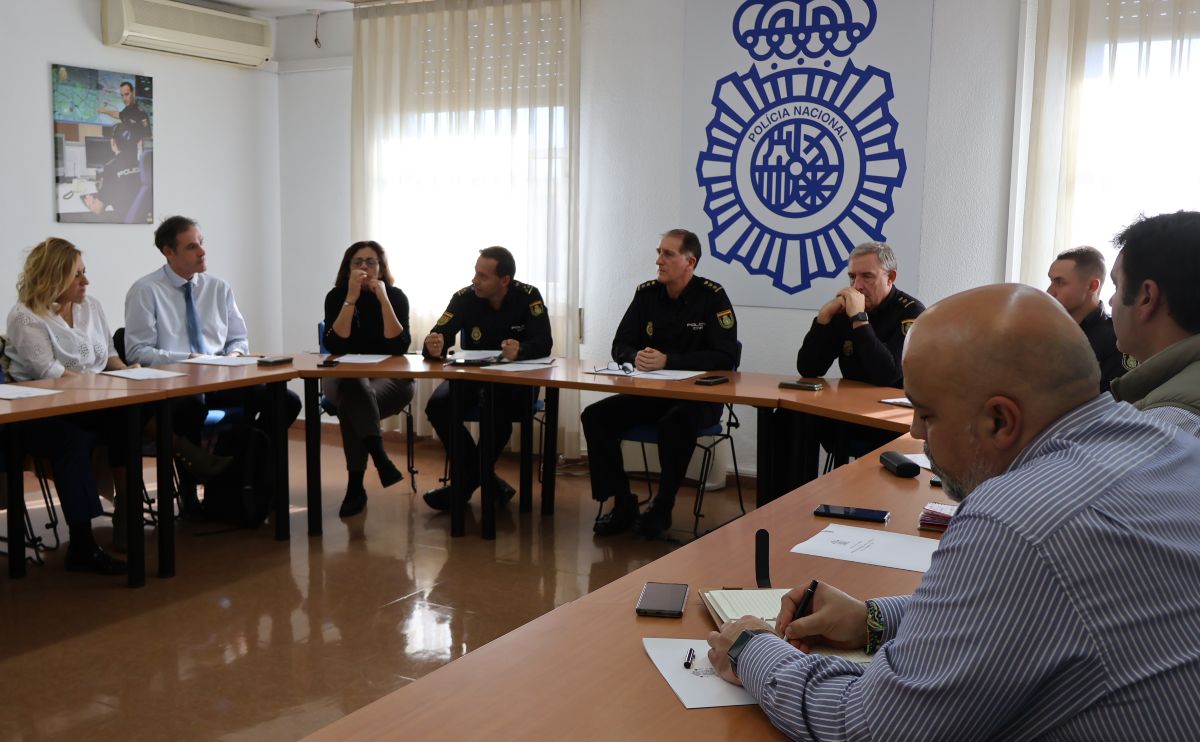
xmin=376 ymin=459 xmax=404 ymax=489
xmin=634 ymin=502 xmax=673 ymax=539
xmin=339 ymin=488 xmax=368 ymax=518
xmin=593 ymin=495 xmax=638 ymax=536
xmin=64 ymin=546 xmax=128 ymax=575
xmin=491 ymin=475 xmax=516 ymax=506
xmin=423 ymin=482 xmax=477 ymax=512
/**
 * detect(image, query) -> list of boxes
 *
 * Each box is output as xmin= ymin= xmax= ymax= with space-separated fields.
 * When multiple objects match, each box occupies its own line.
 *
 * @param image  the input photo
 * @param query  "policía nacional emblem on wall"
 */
xmin=696 ymin=0 xmax=906 ymax=294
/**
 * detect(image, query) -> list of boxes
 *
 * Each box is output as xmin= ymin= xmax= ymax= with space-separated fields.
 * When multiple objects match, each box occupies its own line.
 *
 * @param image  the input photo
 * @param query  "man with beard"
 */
xmin=704 ymin=284 xmax=1200 ymax=740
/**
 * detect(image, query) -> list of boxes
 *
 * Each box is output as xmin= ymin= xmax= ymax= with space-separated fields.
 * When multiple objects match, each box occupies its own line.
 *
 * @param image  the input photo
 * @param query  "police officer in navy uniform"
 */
xmin=1047 ymin=246 xmax=1131 ymax=393
xmin=584 ymin=229 xmax=738 ymax=538
xmin=797 ymin=241 xmax=924 ymax=387
xmin=98 ymin=81 xmax=151 ymax=141
xmin=422 ymin=246 xmax=553 ymax=511
xmin=792 ymin=241 xmax=924 ymax=478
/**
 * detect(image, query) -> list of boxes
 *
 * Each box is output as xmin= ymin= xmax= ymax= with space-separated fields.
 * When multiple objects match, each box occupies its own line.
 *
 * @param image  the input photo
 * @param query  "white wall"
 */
xmin=0 ymin=0 xmax=282 ymax=355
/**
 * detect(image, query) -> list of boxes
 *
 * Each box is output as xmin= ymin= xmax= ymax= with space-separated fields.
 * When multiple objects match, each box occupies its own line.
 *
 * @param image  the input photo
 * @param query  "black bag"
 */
xmin=201 ymin=424 xmax=274 ymax=529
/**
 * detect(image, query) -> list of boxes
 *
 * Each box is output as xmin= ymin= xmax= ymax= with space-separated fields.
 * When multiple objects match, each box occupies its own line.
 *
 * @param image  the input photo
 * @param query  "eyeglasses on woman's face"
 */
xmin=351 ymin=257 xmax=379 ymax=268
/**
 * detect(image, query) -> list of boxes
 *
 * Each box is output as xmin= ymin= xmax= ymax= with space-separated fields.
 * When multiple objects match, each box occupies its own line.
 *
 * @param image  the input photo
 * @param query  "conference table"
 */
xmin=296 ymin=356 xmax=909 ymax=539
xmin=304 ymin=434 xmax=948 ymax=740
xmin=1 ymin=361 xmax=296 ymax=587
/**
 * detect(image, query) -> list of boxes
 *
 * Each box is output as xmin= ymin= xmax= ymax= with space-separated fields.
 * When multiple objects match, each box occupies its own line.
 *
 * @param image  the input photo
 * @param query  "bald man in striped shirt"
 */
xmin=708 ymin=284 xmax=1200 ymax=741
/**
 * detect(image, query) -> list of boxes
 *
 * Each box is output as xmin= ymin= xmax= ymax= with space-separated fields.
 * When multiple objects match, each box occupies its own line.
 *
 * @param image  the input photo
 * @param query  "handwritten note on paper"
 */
xmin=643 ymin=638 xmax=756 ymax=709
xmin=791 ymin=524 xmax=940 ymax=573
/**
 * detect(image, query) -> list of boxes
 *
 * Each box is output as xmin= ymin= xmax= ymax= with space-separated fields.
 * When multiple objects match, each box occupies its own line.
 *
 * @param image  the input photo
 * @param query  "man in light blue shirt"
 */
xmin=124 ymin=216 xmax=248 ymax=364
xmin=124 ymin=216 xmax=299 ymax=513
xmin=708 ymin=284 xmax=1200 ymax=741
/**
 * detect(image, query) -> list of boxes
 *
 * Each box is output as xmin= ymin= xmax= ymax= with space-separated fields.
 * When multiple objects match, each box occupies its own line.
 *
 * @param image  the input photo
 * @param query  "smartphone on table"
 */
xmin=695 ymin=375 xmax=729 ymax=386
xmin=780 ymin=379 xmax=823 ymax=391
xmin=635 ymin=581 xmax=689 ymax=617
xmin=813 ymin=504 xmax=890 ymax=524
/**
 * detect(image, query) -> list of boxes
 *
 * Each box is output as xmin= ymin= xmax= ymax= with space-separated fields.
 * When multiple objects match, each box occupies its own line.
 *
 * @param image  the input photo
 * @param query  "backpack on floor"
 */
xmin=201 ymin=424 xmax=274 ymax=529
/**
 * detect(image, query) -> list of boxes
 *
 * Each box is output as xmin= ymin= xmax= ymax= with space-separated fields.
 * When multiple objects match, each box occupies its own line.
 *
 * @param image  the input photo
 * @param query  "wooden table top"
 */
xmin=778 ymin=378 xmax=912 ymax=433
xmin=305 ymin=436 xmax=949 ymax=741
xmin=0 ymin=379 xmax=166 ymax=423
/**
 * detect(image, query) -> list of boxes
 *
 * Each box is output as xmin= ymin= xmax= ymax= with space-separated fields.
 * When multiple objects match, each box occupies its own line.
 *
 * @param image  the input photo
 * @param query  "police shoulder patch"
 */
xmin=716 ymin=308 xmax=735 ymax=329
xmin=900 ymin=318 xmax=915 ymax=335
xmin=1122 ymin=354 xmax=1139 ymax=371
xmin=529 ymin=300 xmax=545 ymax=317
xmin=436 ymin=311 xmax=454 ymax=326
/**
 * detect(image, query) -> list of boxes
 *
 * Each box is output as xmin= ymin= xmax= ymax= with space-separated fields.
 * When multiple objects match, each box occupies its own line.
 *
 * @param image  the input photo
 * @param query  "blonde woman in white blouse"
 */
xmin=5 ymin=238 xmax=225 ymax=552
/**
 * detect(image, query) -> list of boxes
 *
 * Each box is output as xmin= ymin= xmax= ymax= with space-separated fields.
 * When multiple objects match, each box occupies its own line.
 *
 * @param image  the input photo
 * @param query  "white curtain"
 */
xmin=351 ymin=0 xmax=582 ymax=455
xmin=1011 ymin=0 xmax=1200 ymax=289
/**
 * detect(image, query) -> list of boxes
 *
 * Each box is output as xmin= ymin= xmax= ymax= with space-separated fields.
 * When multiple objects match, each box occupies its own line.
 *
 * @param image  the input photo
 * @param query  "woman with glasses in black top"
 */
xmin=322 ymin=240 xmax=414 ymax=517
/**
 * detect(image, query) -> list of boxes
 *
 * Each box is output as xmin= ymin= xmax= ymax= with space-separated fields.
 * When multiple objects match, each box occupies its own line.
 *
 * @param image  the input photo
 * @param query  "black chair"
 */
xmin=317 ymin=321 xmax=418 ymax=491
xmin=613 ymin=343 xmax=746 ymax=538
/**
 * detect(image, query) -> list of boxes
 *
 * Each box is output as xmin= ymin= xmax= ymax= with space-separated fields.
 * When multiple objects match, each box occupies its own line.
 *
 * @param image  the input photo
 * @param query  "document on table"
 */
xmin=589 ymin=368 xmax=705 ymax=380
xmin=179 ymin=355 xmax=259 ymax=367
xmin=699 ymin=590 xmax=872 ymax=664
xmin=485 ymin=357 xmax=556 ymax=373
xmin=449 ymin=350 xmax=501 ymax=362
xmin=643 ymin=638 xmax=756 ymax=709
xmin=0 ymin=385 xmax=62 ymax=400
xmin=880 ymin=397 xmax=913 ymax=408
xmin=101 ymin=368 xmax=186 ymax=380
xmin=334 ymin=354 xmax=390 ymax=364
xmin=791 ymin=524 xmax=940 ymax=573
xmin=907 ymin=453 xmax=932 ymax=470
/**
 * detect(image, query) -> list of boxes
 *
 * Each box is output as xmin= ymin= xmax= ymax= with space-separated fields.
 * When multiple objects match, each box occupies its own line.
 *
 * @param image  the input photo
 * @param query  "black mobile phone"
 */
xmin=780 ymin=379 xmax=824 ymax=391
xmin=635 ymin=581 xmax=689 ymax=618
xmin=695 ymin=375 xmax=729 ymax=386
xmin=813 ymin=504 xmax=890 ymax=524
xmin=318 ymin=358 xmax=340 ymax=367
xmin=930 ymin=475 xmax=943 ymax=487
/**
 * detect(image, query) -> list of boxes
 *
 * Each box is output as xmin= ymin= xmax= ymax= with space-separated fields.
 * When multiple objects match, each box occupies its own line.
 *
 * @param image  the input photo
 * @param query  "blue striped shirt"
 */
xmin=738 ymin=395 xmax=1200 ymax=740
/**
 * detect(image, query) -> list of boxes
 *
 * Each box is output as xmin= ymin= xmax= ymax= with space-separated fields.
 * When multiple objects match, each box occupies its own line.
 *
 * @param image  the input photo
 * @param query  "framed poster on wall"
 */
xmin=52 ymin=63 xmax=153 ymax=224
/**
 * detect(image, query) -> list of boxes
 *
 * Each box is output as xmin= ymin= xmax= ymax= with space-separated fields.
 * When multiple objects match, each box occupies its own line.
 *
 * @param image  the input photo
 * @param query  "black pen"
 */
xmin=684 ymin=647 xmax=696 ymax=669
xmin=792 ymin=579 xmax=819 ymax=623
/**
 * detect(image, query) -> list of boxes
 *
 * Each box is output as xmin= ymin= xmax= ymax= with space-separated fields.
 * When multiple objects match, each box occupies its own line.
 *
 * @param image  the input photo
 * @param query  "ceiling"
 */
xmin=184 ymin=0 xmax=358 ymax=19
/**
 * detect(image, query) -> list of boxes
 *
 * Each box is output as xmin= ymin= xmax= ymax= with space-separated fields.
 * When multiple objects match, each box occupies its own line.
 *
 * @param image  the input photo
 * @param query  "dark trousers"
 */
xmin=425 ymin=380 xmax=523 ymax=487
xmin=322 ymin=377 xmax=414 ymax=472
xmin=22 ymin=419 xmax=104 ymax=526
xmin=581 ymin=395 xmax=721 ymax=508
xmin=175 ymin=385 xmax=302 ymax=444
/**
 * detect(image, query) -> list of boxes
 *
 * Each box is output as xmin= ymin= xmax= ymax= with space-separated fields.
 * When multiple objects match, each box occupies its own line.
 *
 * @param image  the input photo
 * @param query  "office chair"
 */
xmin=317 ymin=321 xmax=418 ymax=491
xmin=614 ymin=342 xmax=746 ymax=538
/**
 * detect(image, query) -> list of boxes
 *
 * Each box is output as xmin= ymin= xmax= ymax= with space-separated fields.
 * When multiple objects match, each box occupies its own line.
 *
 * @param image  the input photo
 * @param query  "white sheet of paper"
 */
xmin=450 ymin=350 xmax=501 ymax=361
xmin=486 ymin=358 xmax=556 ymax=373
xmin=643 ymin=638 xmax=756 ymax=709
xmin=879 ymin=397 xmax=913 ymax=407
xmin=791 ymin=524 xmax=940 ymax=573
xmin=179 ymin=355 xmax=259 ymax=367
xmin=907 ymin=453 xmax=932 ymax=470
xmin=0 ymin=385 xmax=62 ymax=400
xmin=636 ymin=369 xmax=706 ymax=380
xmin=101 ymin=368 xmax=186 ymax=380
xmin=334 ymin=354 xmax=391 ymax=364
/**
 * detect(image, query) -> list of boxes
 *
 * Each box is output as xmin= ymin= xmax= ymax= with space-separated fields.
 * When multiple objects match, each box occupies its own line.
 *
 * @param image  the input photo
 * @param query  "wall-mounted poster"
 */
xmin=52 ymin=64 xmax=153 ymax=224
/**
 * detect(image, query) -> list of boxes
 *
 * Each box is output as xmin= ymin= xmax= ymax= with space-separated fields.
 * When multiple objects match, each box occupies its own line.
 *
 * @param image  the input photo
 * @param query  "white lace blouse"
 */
xmin=4 ymin=296 xmax=115 ymax=380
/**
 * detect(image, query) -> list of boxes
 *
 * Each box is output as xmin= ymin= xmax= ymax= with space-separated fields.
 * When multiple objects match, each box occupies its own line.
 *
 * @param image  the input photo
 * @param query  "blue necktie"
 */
xmin=183 ymin=281 xmax=206 ymax=354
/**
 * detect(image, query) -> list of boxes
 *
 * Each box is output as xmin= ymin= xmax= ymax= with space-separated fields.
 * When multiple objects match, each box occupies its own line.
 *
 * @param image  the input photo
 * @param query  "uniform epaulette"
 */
xmin=454 ymin=285 xmax=474 ymax=297
xmin=636 ymin=279 xmax=658 ymax=292
xmin=701 ymin=278 xmax=725 ymax=293
xmin=897 ymin=295 xmax=915 ymax=307
xmin=513 ymin=280 xmax=535 ymax=295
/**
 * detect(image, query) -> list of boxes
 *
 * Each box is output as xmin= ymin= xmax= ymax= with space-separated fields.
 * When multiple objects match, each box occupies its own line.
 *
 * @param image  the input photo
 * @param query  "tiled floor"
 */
xmin=0 ymin=428 xmax=752 ymax=740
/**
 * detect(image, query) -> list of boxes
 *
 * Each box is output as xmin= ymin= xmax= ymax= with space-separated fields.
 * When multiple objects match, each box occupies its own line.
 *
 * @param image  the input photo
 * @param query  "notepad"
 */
xmin=700 ymin=588 xmax=790 ymax=625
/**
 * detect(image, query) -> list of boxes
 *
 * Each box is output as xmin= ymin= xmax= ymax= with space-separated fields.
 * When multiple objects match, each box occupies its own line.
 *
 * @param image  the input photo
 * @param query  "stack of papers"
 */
xmin=179 ymin=355 xmax=259 ymax=367
xmin=791 ymin=524 xmax=941 ymax=573
xmin=101 ymin=368 xmax=185 ymax=380
xmin=919 ymin=502 xmax=957 ymax=532
xmin=879 ymin=397 xmax=913 ymax=408
xmin=485 ymin=357 xmax=556 ymax=373
xmin=589 ymin=367 xmax=704 ymax=380
xmin=0 ymin=385 xmax=62 ymax=401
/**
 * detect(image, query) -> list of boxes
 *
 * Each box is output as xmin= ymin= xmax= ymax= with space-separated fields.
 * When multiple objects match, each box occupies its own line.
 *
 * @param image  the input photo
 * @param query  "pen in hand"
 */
xmin=792 ymin=579 xmax=819 ymax=624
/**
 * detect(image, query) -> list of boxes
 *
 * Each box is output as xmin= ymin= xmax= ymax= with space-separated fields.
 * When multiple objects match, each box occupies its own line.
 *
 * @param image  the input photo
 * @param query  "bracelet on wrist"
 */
xmin=865 ymin=599 xmax=886 ymax=655
xmin=343 ymin=300 xmax=354 ymax=307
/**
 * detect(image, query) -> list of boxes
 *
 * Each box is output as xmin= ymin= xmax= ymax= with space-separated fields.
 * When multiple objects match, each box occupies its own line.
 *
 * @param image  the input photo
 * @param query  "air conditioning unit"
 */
xmin=101 ymin=0 xmax=273 ymax=68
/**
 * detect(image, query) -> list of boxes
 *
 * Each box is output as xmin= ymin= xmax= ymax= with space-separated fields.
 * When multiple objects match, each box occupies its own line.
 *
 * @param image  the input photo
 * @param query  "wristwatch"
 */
xmin=727 ymin=628 xmax=772 ymax=677
xmin=850 ymin=311 xmax=869 ymax=323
